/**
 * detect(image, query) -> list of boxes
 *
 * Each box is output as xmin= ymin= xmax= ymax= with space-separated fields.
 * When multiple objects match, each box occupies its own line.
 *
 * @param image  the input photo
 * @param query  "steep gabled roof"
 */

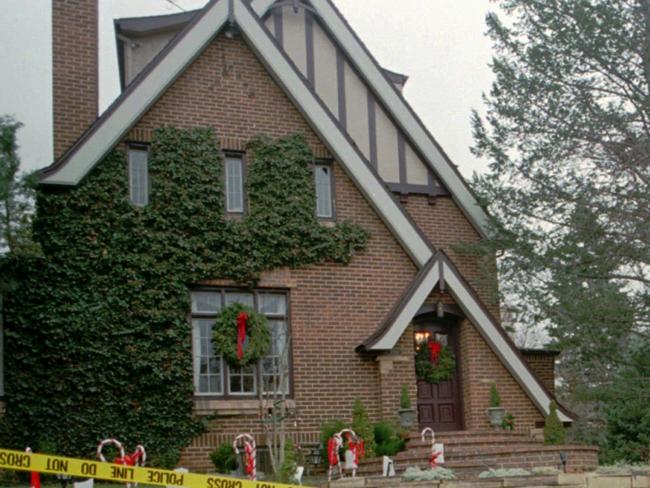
xmin=358 ymin=251 xmax=574 ymax=423
xmin=40 ymin=0 xmax=433 ymax=268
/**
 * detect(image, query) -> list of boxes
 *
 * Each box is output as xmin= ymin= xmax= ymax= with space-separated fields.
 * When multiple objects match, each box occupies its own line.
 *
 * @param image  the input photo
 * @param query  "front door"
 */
xmin=414 ymin=319 xmax=463 ymax=431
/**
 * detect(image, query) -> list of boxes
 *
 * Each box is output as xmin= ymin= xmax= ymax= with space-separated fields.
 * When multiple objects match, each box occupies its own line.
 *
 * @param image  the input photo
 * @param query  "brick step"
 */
xmin=357 ymin=445 xmax=599 ymax=479
xmin=394 ymin=442 xmax=546 ymax=460
xmin=407 ymin=436 xmax=536 ymax=450
xmin=406 ymin=430 xmax=532 ymax=444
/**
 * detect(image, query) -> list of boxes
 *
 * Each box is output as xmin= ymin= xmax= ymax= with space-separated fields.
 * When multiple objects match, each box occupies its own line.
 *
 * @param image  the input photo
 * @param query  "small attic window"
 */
xmin=128 ymin=146 xmax=149 ymax=207
xmin=314 ymin=163 xmax=333 ymax=219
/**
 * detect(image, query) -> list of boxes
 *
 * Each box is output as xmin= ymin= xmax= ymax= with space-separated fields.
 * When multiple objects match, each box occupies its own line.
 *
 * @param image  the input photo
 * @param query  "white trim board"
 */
xmin=41 ymin=0 xmax=433 ymax=267
xmin=365 ymin=253 xmax=573 ymax=423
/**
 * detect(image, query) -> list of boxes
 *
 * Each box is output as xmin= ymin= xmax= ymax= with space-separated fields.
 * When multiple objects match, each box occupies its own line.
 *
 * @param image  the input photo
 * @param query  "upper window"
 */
xmin=314 ymin=164 xmax=333 ymax=218
xmin=191 ymin=289 xmax=290 ymax=397
xmin=225 ymin=156 xmax=245 ymax=214
xmin=128 ymin=147 xmax=149 ymax=207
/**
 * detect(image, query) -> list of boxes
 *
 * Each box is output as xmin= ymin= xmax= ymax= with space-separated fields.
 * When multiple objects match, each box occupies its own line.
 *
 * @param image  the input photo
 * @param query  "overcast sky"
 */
xmin=0 ymin=0 xmax=499 ymax=178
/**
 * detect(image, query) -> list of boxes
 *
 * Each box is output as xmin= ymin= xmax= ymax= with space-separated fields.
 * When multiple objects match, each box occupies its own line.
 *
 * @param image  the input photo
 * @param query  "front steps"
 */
xmin=356 ymin=430 xmax=598 ymax=480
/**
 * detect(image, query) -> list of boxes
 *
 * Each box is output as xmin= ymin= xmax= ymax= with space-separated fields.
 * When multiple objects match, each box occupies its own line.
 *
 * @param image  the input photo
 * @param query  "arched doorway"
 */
xmin=413 ymin=307 xmax=464 ymax=431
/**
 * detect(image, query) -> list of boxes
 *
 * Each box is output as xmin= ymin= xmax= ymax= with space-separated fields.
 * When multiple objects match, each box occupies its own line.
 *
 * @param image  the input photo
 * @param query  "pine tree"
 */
xmin=544 ymin=401 xmax=566 ymax=445
xmin=351 ymin=398 xmax=376 ymax=458
xmin=471 ymin=0 xmax=650 ymax=446
xmin=277 ymin=438 xmax=298 ymax=484
xmin=0 ymin=116 xmax=37 ymax=257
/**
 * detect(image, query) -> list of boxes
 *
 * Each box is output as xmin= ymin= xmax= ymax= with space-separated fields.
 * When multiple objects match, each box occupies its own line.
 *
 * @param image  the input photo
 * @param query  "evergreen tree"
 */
xmin=601 ymin=342 xmax=650 ymax=463
xmin=0 ymin=116 xmax=37 ymax=257
xmin=278 ymin=438 xmax=298 ymax=484
xmin=471 ymin=0 xmax=650 ymax=441
xmin=351 ymin=398 xmax=376 ymax=458
xmin=544 ymin=401 xmax=566 ymax=445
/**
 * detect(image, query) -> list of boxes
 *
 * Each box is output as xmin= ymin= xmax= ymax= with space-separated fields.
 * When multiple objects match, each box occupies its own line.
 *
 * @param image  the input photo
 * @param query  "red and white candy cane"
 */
xmin=421 ymin=428 xmax=442 ymax=468
xmin=97 ymin=438 xmax=125 ymax=463
xmin=233 ymin=434 xmax=256 ymax=481
xmin=25 ymin=448 xmax=41 ymax=488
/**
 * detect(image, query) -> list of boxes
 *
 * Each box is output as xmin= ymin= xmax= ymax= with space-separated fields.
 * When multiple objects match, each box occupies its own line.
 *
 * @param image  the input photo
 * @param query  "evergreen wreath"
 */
xmin=212 ymin=303 xmax=271 ymax=367
xmin=415 ymin=342 xmax=456 ymax=384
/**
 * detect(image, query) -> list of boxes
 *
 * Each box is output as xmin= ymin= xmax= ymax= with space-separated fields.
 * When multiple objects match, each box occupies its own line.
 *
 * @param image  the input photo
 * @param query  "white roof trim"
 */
xmin=366 ymin=253 xmax=572 ymax=422
xmin=371 ymin=260 xmax=440 ymax=350
xmin=42 ymin=1 xmax=229 ymax=186
xmin=275 ymin=0 xmax=491 ymax=238
xmin=41 ymin=0 xmax=432 ymax=267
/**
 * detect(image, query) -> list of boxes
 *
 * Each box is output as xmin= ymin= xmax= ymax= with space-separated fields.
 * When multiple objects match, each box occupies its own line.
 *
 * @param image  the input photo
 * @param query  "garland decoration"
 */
xmin=415 ymin=339 xmax=456 ymax=384
xmin=212 ymin=303 xmax=271 ymax=367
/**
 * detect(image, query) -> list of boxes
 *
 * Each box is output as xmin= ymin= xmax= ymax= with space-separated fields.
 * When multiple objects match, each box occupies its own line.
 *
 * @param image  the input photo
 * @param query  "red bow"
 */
xmin=115 ymin=448 xmax=144 ymax=467
xmin=237 ymin=312 xmax=249 ymax=361
xmin=428 ymin=341 xmax=442 ymax=362
xmin=327 ymin=438 xmax=339 ymax=466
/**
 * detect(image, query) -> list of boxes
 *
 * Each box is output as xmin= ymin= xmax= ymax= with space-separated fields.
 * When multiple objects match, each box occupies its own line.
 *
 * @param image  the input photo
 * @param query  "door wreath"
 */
xmin=415 ymin=339 xmax=456 ymax=384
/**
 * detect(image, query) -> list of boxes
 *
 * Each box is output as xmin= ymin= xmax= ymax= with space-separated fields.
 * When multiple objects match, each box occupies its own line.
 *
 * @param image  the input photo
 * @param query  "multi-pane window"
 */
xmin=314 ymin=164 xmax=333 ymax=218
xmin=191 ymin=289 xmax=290 ymax=396
xmin=128 ymin=147 xmax=149 ymax=206
xmin=225 ymin=156 xmax=245 ymax=213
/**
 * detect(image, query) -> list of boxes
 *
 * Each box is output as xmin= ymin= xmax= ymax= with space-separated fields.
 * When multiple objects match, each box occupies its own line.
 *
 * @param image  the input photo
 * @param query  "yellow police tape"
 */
xmin=0 ymin=449 xmax=305 ymax=488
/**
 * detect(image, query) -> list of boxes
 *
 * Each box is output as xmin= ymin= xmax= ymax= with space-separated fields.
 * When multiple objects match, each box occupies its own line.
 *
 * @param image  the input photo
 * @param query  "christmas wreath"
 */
xmin=415 ymin=340 xmax=456 ymax=384
xmin=212 ymin=303 xmax=271 ymax=367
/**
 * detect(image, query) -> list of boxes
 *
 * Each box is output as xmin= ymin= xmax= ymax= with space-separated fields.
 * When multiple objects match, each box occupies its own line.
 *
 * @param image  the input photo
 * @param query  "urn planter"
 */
xmin=398 ymin=408 xmax=417 ymax=429
xmin=487 ymin=406 xmax=506 ymax=428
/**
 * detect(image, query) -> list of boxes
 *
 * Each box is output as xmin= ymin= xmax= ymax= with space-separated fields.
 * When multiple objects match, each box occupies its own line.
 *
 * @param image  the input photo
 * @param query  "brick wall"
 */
xmin=458 ymin=317 xmax=545 ymax=431
xmin=52 ymin=0 xmax=98 ymax=159
xmin=129 ymin=33 xmax=419 ymax=471
xmin=521 ymin=351 xmax=557 ymax=395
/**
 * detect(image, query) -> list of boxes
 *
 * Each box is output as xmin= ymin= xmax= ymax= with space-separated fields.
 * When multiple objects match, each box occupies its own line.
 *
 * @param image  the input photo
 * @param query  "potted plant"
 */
xmin=487 ymin=383 xmax=506 ymax=428
xmin=398 ymin=385 xmax=417 ymax=429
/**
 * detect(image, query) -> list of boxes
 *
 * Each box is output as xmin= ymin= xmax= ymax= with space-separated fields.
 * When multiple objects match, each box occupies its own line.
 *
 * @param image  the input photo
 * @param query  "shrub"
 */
xmin=403 ymin=467 xmax=456 ymax=481
xmin=478 ymin=468 xmax=531 ymax=478
xmin=544 ymin=401 xmax=566 ymax=445
xmin=351 ymin=398 xmax=376 ymax=458
xmin=399 ymin=385 xmax=412 ymax=409
xmin=210 ymin=443 xmax=237 ymax=474
xmin=319 ymin=419 xmax=346 ymax=468
xmin=373 ymin=421 xmax=406 ymax=457
xmin=489 ymin=383 xmax=501 ymax=408
xmin=278 ymin=438 xmax=298 ymax=484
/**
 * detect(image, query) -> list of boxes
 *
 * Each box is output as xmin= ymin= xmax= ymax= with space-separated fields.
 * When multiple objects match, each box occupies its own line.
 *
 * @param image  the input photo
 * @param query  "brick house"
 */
xmin=33 ymin=0 xmax=579 ymax=471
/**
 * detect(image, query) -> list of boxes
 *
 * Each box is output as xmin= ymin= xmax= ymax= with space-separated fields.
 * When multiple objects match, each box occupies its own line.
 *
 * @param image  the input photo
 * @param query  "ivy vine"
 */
xmin=0 ymin=128 xmax=369 ymax=466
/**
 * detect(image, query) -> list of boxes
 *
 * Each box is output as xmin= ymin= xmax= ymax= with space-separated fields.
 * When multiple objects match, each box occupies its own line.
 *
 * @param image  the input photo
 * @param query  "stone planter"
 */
xmin=398 ymin=408 xmax=417 ymax=429
xmin=487 ymin=406 xmax=506 ymax=428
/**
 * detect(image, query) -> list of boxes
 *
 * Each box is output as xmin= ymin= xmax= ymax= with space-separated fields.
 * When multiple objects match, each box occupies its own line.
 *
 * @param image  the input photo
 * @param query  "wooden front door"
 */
xmin=415 ymin=319 xmax=463 ymax=431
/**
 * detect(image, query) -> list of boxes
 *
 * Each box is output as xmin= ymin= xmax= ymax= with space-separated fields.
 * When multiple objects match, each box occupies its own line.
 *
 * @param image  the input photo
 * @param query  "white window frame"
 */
xmin=225 ymin=155 xmax=245 ymax=214
xmin=314 ymin=163 xmax=334 ymax=219
xmin=128 ymin=146 xmax=149 ymax=207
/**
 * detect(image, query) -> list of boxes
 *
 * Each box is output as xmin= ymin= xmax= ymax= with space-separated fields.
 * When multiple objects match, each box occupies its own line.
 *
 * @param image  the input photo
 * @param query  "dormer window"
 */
xmin=314 ymin=163 xmax=333 ymax=219
xmin=225 ymin=155 xmax=245 ymax=214
xmin=128 ymin=146 xmax=149 ymax=207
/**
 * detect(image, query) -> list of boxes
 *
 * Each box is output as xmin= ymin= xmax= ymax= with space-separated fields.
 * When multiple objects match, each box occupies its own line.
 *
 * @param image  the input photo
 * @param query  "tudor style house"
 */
xmin=12 ymin=0 xmax=597 ymax=473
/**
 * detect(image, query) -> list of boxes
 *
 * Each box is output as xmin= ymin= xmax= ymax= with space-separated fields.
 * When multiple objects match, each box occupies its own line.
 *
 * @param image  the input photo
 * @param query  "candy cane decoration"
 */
xmin=97 ymin=438 xmax=125 ymax=463
xmin=233 ymin=434 xmax=256 ymax=481
xmin=25 ymin=448 xmax=41 ymax=488
xmin=97 ymin=439 xmax=146 ymax=488
xmin=421 ymin=428 xmax=442 ymax=468
xmin=327 ymin=432 xmax=343 ymax=482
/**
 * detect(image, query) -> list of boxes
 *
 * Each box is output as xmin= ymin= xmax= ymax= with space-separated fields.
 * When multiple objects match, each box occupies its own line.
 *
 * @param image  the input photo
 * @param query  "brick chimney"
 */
xmin=52 ymin=0 xmax=98 ymax=159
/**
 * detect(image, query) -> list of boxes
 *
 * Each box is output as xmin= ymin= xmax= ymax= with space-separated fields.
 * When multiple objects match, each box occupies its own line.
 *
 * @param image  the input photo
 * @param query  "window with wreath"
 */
xmin=191 ymin=289 xmax=290 ymax=396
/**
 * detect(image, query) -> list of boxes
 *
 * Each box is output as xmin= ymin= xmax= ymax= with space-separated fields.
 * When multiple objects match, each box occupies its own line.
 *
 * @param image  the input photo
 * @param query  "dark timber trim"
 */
xmin=273 ymin=7 xmax=284 ymax=46
xmin=398 ymin=132 xmax=407 ymax=184
xmin=367 ymin=91 xmax=377 ymax=168
xmin=336 ymin=49 xmax=346 ymax=129
xmin=305 ymin=10 xmax=315 ymax=86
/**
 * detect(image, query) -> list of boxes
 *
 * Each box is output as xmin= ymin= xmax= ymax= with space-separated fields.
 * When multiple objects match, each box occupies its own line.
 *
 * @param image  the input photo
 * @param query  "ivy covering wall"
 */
xmin=0 ymin=128 xmax=368 ymax=465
